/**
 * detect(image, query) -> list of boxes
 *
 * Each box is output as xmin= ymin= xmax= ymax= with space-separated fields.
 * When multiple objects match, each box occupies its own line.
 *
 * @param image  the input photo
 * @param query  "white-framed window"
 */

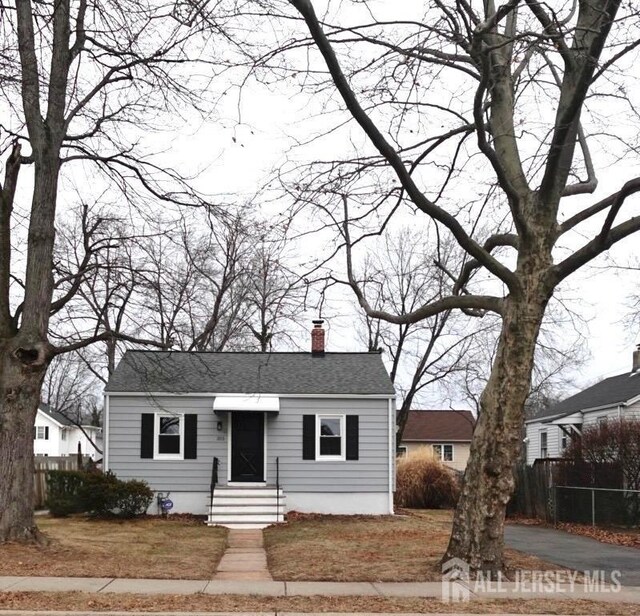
xmin=154 ymin=413 xmax=184 ymax=460
xmin=397 ymin=445 xmax=408 ymax=458
xmin=35 ymin=426 xmax=48 ymax=440
xmin=433 ymin=444 xmax=454 ymax=462
xmin=316 ymin=414 xmax=345 ymax=460
xmin=540 ymin=431 xmax=548 ymax=458
xmin=561 ymin=434 xmax=568 ymax=450
xmin=61 ymin=429 xmax=67 ymax=441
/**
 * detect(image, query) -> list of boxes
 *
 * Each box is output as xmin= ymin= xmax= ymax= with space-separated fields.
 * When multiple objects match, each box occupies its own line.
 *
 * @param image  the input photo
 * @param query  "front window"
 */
xmin=35 ymin=426 xmax=48 ymax=440
xmin=433 ymin=444 xmax=454 ymax=462
xmin=316 ymin=415 xmax=345 ymax=460
xmin=61 ymin=430 xmax=66 ymax=441
xmin=154 ymin=414 xmax=184 ymax=459
xmin=540 ymin=431 xmax=548 ymax=458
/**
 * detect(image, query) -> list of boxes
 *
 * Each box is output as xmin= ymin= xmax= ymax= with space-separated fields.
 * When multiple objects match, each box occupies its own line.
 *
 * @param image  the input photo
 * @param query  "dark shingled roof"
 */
xmin=532 ymin=371 xmax=640 ymax=422
xmin=39 ymin=403 xmax=74 ymax=426
xmin=402 ymin=410 xmax=475 ymax=442
xmin=105 ymin=351 xmax=396 ymax=395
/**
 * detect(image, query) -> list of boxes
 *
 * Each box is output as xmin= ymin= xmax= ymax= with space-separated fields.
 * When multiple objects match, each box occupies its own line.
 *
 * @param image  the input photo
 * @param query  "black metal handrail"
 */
xmin=276 ymin=456 xmax=280 ymax=522
xmin=209 ymin=456 xmax=219 ymax=516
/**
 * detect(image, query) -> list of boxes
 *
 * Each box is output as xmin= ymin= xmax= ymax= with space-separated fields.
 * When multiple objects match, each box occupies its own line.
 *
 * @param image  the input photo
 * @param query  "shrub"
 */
xmin=46 ymin=470 xmax=87 ymax=517
xmin=80 ymin=471 xmax=122 ymax=517
xmin=81 ymin=472 xmax=153 ymax=518
xmin=115 ymin=480 xmax=154 ymax=518
xmin=46 ymin=470 xmax=153 ymax=519
xmin=395 ymin=447 xmax=460 ymax=509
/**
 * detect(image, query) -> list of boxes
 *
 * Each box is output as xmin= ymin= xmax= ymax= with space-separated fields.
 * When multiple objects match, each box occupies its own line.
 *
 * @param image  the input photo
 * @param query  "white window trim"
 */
xmin=153 ymin=413 xmax=185 ymax=461
xmin=432 ymin=443 xmax=454 ymax=462
xmin=397 ymin=445 xmax=408 ymax=458
xmin=316 ymin=414 xmax=345 ymax=461
xmin=35 ymin=426 xmax=47 ymax=440
xmin=561 ymin=434 xmax=568 ymax=450
xmin=540 ymin=430 xmax=548 ymax=457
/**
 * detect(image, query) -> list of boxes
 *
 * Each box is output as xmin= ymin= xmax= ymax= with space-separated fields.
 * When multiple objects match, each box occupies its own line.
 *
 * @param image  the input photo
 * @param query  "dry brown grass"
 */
xmin=0 ymin=592 xmax=637 ymax=614
xmin=264 ymin=509 xmax=560 ymax=582
xmin=0 ymin=515 xmax=227 ymax=579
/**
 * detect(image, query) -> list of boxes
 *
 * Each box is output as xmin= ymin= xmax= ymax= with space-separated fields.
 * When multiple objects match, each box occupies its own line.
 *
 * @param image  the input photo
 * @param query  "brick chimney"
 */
xmin=633 ymin=344 xmax=640 ymax=373
xmin=311 ymin=320 xmax=325 ymax=356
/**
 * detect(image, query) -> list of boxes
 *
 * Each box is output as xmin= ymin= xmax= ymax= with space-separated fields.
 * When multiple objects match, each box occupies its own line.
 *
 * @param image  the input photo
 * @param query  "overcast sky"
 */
xmin=23 ymin=0 xmax=638 ymax=408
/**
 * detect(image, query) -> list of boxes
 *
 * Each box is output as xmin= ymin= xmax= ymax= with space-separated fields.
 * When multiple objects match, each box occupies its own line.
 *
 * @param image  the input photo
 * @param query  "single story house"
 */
xmin=104 ymin=321 xmax=396 ymax=527
xmin=34 ymin=404 xmax=102 ymax=460
xmin=399 ymin=409 xmax=475 ymax=472
xmin=525 ymin=346 xmax=640 ymax=464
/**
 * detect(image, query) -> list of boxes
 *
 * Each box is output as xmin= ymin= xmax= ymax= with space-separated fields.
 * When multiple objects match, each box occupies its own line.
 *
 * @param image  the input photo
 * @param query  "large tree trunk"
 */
xmin=0 ymin=342 xmax=49 ymax=543
xmin=443 ymin=278 xmax=550 ymax=575
xmin=0 ymin=149 xmax=59 ymax=543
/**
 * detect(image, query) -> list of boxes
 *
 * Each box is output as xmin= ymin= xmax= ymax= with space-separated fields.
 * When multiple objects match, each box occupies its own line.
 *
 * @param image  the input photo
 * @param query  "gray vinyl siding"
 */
xmin=525 ymin=422 xmax=561 ymax=464
xmin=266 ymin=397 xmax=391 ymax=493
xmin=107 ymin=394 xmax=392 ymax=494
xmin=107 ymin=395 xmax=228 ymax=492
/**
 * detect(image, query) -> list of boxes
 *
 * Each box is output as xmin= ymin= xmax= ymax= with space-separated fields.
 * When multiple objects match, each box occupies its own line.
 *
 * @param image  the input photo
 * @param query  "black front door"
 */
xmin=231 ymin=412 xmax=264 ymax=482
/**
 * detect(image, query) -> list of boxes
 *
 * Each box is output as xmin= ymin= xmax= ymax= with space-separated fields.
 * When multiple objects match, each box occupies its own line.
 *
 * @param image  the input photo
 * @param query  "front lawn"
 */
xmin=0 ymin=515 xmax=227 ymax=579
xmin=264 ymin=509 xmax=563 ymax=582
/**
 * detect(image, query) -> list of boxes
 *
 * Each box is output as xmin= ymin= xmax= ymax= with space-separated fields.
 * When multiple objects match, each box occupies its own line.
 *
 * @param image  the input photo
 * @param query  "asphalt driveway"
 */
xmin=506 ymin=524 xmax=640 ymax=585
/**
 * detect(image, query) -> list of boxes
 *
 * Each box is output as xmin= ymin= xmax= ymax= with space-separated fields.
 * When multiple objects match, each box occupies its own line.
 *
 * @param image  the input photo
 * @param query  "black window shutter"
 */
xmin=302 ymin=415 xmax=316 ymax=460
xmin=184 ymin=414 xmax=197 ymax=459
xmin=140 ymin=414 xmax=154 ymax=458
xmin=346 ymin=415 xmax=359 ymax=460
xmin=44 ymin=426 xmax=49 ymax=440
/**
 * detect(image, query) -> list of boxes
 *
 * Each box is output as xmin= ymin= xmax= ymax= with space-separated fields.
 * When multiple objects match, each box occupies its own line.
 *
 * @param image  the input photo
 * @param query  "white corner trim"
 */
xmin=104 ymin=395 xmax=110 ymax=471
xmin=388 ymin=397 xmax=394 ymax=515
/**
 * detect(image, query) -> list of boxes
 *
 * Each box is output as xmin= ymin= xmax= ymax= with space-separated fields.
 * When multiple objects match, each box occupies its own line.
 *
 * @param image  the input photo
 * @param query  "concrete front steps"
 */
xmin=207 ymin=486 xmax=286 ymax=529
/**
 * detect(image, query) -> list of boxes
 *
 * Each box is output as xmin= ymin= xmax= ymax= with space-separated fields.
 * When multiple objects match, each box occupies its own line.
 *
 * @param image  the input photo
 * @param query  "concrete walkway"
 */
xmin=1 ymin=576 xmax=639 ymax=602
xmin=214 ymin=530 xmax=272 ymax=581
xmin=505 ymin=524 xmax=640 ymax=585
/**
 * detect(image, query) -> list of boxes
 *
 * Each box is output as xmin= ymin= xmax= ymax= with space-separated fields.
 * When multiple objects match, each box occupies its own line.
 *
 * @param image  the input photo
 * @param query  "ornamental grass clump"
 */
xmin=395 ymin=447 xmax=460 ymax=509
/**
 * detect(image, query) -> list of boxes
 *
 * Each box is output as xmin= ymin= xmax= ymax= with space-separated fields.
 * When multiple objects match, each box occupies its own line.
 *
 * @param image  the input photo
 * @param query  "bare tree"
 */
xmin=0 ymin=0 xmax=221 ymax=542
xmin=355 ymin=228 xmax=485 ymax=438
xmin=244 ymin=233 xmax=307 ymax=351
xmin=41 ymin=352 xmax=103 ymax=452
xmin=249 ymin=0 xmax=640 ymax=573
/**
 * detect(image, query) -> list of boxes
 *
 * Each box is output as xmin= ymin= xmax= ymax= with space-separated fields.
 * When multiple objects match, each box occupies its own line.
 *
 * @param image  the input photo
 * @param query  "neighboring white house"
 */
xmin=525 ymin=346 xmax=640 ymax=464
xmin=34 ymin=404 xmax=102 ymax=460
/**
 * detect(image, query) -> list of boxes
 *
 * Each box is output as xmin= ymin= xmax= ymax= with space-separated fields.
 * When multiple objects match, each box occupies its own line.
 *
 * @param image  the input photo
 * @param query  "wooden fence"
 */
xmin=508 ymin=458 xmax=626 ymax=524
xmin=34 ymin=456 xmax=86 ymax=509
xmin=508 ymin=460 xmax=557 ymax=521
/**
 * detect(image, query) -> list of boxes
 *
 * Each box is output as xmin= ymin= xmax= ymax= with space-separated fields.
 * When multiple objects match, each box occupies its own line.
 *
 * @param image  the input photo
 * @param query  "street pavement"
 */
xmin=505 ymin=524 xmax=640 ymax=585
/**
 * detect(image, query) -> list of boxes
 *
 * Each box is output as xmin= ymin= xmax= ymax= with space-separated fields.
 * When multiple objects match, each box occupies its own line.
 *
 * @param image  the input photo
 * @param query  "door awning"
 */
xmin=213 ymin=394 xmax=280 ymax=413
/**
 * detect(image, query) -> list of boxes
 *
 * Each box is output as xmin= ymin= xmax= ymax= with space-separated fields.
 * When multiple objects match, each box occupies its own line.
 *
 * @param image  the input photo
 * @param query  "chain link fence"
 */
xmin=553 ymin=485 xmax=640 ymax=527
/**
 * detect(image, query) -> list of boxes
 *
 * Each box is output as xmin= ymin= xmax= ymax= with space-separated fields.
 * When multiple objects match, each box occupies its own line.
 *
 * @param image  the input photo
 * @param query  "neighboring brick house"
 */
xmin=399 ymin=409 xmax=475 ymax=472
